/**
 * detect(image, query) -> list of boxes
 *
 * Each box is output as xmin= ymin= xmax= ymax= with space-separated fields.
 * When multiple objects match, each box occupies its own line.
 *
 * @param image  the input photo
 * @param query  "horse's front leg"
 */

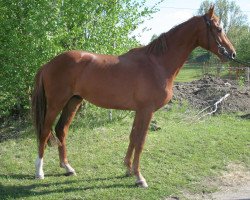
xmin=125 ymin=108 xmax=153 ymax=188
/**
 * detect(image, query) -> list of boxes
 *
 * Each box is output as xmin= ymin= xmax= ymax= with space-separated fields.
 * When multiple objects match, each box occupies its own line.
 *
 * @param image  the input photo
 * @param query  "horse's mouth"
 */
xmin=218 ymin=46 xmax=236 ymax=62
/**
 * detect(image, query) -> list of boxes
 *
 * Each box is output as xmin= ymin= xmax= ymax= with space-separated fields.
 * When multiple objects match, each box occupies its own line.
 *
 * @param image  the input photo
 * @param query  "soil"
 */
xmin=172 ymin=76 xmax=250 ymax=114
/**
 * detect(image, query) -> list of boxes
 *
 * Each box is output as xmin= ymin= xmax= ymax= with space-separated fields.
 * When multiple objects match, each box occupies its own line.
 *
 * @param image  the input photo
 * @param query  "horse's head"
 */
xmin=198 ymin=5 xmax=236 ymax=61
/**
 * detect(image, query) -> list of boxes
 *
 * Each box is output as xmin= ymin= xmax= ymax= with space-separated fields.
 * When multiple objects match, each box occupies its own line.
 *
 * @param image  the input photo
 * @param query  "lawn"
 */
xmin=175 ymin=63 xmax=203 ymax=82
xmin=0 ymin=107 xmax=249 ymax=200
xmin=175 ymin=63 xmax=238 ymax=82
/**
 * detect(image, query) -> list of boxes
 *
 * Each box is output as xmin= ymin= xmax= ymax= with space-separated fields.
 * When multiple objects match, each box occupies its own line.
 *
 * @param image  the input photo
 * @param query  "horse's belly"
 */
xmin=84 ymin=91 xmax=136 ymax=110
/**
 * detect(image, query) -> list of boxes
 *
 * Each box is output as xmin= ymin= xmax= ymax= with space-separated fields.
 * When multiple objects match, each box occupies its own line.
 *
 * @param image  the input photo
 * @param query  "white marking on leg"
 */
xmin=135 ymin=173 xmax=148 ymax=188
xmin=35 ymin=157 xmax=44 ymax=179
xmin=60 ymin=162 xmax=76 ymax=175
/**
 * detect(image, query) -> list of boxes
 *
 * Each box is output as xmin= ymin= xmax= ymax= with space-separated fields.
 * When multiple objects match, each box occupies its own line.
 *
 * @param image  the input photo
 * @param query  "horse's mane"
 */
xmin=145 ymin=16 xmax=198 ymax=56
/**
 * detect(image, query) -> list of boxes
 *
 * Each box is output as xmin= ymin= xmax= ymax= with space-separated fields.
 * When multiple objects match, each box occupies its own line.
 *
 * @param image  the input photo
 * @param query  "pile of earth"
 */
xmin=172 ymin=76 xmax=250 ymax=113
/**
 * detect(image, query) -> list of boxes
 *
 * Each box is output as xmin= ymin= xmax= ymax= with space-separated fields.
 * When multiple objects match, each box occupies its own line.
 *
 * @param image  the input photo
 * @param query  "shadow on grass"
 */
xmin=0 ymin=119 xmax=33 ymax=143
xmin=239 ymin=113 xmax=250 ymax=120
xmin=0 ymin=173 xmax=135 ymax=199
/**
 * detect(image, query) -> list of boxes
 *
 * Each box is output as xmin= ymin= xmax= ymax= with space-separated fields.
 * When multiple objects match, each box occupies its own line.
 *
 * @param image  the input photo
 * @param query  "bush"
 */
xmin=0 ymin=0 xmax=156 ymax=119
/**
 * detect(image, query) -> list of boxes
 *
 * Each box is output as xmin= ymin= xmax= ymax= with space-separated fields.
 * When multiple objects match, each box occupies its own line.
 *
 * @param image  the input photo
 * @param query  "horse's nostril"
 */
xmin=232 ymin=52 xmax=236 ymax=59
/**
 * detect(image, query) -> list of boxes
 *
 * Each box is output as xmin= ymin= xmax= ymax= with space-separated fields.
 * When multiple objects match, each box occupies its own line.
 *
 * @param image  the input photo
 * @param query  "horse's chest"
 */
xmin=154 ymin=87 xmax=173 ymax=110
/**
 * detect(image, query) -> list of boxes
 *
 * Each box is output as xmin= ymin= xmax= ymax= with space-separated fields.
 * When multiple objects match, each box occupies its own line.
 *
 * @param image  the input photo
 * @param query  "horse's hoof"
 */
xmin=35 ymin=174 xmax=44 ymax=179
xmin=135 ymin=180 xmax=148 ymax=188
xmin=64 ymin=171 xmax=76 ymax=176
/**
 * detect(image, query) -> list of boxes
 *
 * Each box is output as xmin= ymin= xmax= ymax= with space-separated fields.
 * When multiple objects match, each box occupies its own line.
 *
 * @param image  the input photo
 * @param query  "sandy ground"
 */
xmin=210 ymin=183 xmax=250 ymax=200
xmin=167 ymin=163 xmax=250 ymax=200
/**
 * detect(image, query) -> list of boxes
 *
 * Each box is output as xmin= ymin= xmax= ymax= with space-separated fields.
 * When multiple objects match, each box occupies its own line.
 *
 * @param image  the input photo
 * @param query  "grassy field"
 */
xmin=0 ymin=107 xmax=249 ymax=200
xmin=175 ymin=63 xmax=238 ymax=82
xmin=175 ymin=64 xmax=203 ymax=82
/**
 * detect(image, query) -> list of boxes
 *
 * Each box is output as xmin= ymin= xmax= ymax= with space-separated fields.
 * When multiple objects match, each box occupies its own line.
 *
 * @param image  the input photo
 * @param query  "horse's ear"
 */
xmin=208 ymin=5 xmax=215 ymax=19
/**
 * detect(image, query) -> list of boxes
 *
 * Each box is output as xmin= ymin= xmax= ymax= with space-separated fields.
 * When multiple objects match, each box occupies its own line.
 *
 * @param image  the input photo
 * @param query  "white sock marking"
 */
xmin=35 ymin=157 xmax=44 ymax=179
xmin=61 ymin=162 xmax=75 ymax=173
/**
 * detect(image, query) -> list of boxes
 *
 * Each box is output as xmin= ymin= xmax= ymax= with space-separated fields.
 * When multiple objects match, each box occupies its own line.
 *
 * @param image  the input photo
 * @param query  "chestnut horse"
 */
xmin=32 ymin=6 xmax=236 ymax=188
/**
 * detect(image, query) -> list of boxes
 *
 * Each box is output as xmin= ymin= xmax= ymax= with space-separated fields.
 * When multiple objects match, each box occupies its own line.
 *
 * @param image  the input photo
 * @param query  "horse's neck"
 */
xmin=153 ymin=18 xmax=199 ymax=80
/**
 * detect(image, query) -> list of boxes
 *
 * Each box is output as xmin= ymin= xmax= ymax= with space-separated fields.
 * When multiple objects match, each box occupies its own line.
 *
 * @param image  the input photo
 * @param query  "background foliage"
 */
xmin=0 ymin=0 xmax=156 ymax=118
xmin=1 ymin=0 xmax=249 ymax=119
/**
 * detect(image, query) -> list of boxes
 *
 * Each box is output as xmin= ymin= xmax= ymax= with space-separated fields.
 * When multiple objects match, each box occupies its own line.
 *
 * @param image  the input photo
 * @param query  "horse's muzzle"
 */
xmin=231 ymin=52 xmax=236 ymax=59
xmin=218 ymin=45 xmax=236 ymax=60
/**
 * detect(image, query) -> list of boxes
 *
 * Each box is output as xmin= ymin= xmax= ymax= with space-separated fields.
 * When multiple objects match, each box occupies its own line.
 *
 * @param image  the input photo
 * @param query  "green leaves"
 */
xmin=0 ymin=0 xmax=156 ymax=118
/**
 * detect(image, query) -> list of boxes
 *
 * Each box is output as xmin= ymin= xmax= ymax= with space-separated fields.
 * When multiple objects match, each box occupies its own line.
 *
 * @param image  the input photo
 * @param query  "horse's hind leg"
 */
xmin=55 ymin=95 xmax=83 ymax=176
xmin=124 ymin=119 xmax=136 ymax=176
xmin=35 ymin=106 xmax=61 ymax=179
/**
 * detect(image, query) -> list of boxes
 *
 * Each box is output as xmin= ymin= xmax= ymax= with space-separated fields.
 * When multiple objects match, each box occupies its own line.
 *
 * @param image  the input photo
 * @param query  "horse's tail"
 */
xmin=32 ymin=68 xmax=47 ymax=144
xmin=31 ymin=68 xmax=60 ymax=147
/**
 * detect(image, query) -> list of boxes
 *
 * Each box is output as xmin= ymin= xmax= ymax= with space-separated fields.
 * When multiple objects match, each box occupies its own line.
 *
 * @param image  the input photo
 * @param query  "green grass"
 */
xmin=175 ymin=63 xmax=241 ymax=82
xmin=0 ymin=108 xmax=250 ymax=200
xmin=175 ymin=63 xmax=203 ymax=82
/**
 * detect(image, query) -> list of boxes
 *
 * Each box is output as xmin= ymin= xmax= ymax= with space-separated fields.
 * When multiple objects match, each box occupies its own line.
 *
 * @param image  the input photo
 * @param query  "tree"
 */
xmin=235 ymin=27 xmax=250 ymax=63
xmin=0 ymin=0 xmax=157 ymax=118
xmin=198 ymin=0 xmax=248 ymax=33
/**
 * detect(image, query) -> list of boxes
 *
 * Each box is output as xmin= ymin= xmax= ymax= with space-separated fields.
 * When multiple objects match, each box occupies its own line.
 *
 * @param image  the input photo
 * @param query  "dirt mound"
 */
xmin=173 ymin=76 xmax=250 ymax=113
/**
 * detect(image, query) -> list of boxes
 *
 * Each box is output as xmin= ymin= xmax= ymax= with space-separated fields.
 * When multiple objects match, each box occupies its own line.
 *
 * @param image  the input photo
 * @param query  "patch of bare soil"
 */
xmin=181 ymin=163 xmax=250 ymax=200
xmin=173 ymin=76 xmax=250 ymax=113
